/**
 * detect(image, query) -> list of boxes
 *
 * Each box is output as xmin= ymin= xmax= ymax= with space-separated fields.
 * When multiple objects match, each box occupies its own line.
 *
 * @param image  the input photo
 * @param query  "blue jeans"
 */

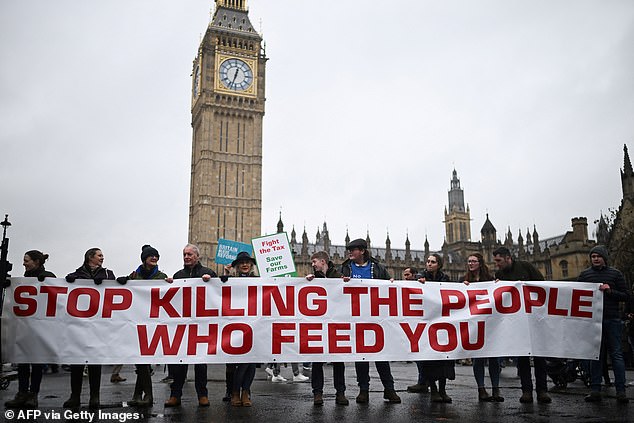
xmin=473 ymin=358 xmax=501 ymax=388
xmin=169 ymin=364 xmax=208 ymax=398
xmin=355 ymin=361 xmax=394 ymax=390
xmin=591 ymin=318 xmax=626 ymax=393
xmin=311 ymin=362 xmax=346 ymax=394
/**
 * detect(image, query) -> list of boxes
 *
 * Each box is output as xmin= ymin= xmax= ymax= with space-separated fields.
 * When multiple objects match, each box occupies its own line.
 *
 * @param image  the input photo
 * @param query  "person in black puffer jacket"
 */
xmin=4 ymin=250 xmax=55 ymax=409
xmin=578 ymin=245 xmax=630 ymax=404
xmin=63 ymin=247 xmax=116 ymax=409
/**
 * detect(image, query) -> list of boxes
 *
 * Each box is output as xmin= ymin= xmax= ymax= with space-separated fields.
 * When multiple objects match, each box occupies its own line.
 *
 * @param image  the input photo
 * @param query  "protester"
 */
xmin=164 ymin=244 xmax=216 ymax=408
xmin=402 ymin=266 xmax=429 ymax=395
xmin=305 ymin=251 xmax=349 ymax=406
xmin=341 ymin=238 xmax=401 ymax=404
xmin=461 ymin=253 xmax=503 ymax=402
xmin=578 ymin=246 xmax=630 ymax=403
xmin=223 ymin=251 xmax=258 ymax=407
xmin=492 ymin=246 xmax=551 ymax=404
xmin=116 ymin=245 xmax=169 ymax=407
xmin=418 ymin=253 xmax=454 ymax=403
xmin=4 ymin=250 xmax=55 ymax=409
xmin=63 ymin=248 xmax=118 ymax=409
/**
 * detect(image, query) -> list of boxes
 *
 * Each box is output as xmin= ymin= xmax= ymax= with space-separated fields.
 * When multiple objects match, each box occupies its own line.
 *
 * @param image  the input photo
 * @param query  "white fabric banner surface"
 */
xmin=1 ymin=277 xmax=602 ymax=364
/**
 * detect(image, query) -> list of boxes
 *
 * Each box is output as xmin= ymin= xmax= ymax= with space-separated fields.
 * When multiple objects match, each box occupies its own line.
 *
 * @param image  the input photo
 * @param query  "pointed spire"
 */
xmin=345 ymin=229 xmax=350 ymax=246
xmin=624 ymin=144 xmax=633 ymax=176
xmin=532 ymin=225 xmax=541 ymax=253
xmin=385 ymin=231 xmax=392 ymax=261
xmin=276 ymin=211 xmax=284 ymax=233
xmin=621 ymin=144 xmax=634 ymax=200
xmin=290 ymin=225 xmax=297 ymax=244
xmin=405 ymin=232 xmax=412 ymax=262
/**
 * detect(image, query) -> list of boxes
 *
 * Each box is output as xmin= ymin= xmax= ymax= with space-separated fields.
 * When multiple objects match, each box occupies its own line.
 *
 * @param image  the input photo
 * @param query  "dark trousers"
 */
xmin=69 ymin=365 xmax=101 ymax=397
xmin=415 ymin=361 xmax=425 ymax=385
xmin=517 ymin=356 xmax=547 ymax=392
xmin=312 ymin=362 xmax=345 ymax=394
xmin=225 ymin=364 xmax=235 ymax=395
xmin=232 ymin=363 xmax=256 ymax=392
xmin=169 ymin=364 xmax=208 ymax=398
xmin=355 ymin=361 xmax=394 ymax=390
xmin=17 ymin=364 xmax=43 ymax=394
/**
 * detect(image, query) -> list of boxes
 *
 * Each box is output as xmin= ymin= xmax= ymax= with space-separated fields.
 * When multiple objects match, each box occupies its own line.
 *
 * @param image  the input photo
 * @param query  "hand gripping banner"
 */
xmin=1 ymin=278 xmax=602 ymax=364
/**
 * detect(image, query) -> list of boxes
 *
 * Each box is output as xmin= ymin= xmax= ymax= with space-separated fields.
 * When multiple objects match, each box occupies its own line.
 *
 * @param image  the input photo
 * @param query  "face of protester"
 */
xmin=590 ymin=253 xmax=606 ymax=268
xmin=348 ymin=248 xmax=365 ymax=264
xmin=236 ymin=260 xmax=252 ymax=274
xmin=467 ymin=256 xmax=480 ymax=273
xmin=402 ymin=268 xmax=416 ymax=280
xmin=88 ymin=250 xmax=104 ymax=268
xmin=144 ymin=255 xmax=159 ymax=268
xmin=183 ymin=247 xmax=200 ymax=267
xmin=493 ymin=254 xmax=511 ymax=270
xmin=23 ymin=254 xmax=39 ymax=272
xmin=426 ymin=256 xmax=439 ymax=273
xmin=311 ymin=258 xmax=328 ymax=274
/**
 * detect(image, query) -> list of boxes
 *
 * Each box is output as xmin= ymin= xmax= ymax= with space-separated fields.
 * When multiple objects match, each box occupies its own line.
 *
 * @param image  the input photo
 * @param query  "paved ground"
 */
xmin=1 ymin=362 xmax=632 ymax=422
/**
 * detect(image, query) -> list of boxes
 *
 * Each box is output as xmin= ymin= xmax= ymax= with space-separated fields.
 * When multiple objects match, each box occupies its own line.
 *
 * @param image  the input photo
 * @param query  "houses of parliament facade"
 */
xmin=187 ymin=1 xmax=633 ymax=283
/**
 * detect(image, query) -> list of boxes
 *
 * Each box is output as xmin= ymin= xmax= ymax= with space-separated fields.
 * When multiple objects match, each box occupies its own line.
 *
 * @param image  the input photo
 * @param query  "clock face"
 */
xmin=218 ymin=58 xmax=254 ymax=91
xmin=193 ymin=65 xmax=201 ymax=98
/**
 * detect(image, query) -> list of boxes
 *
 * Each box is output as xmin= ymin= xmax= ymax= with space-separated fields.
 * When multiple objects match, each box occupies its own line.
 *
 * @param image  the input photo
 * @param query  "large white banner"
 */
xmin=1 ymin=277 xmax=602 ymax=364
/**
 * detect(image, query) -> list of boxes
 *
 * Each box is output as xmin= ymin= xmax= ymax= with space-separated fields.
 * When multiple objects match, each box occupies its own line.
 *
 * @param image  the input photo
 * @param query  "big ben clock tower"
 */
xmin=189 ymin=0 xmax=266 ymax=267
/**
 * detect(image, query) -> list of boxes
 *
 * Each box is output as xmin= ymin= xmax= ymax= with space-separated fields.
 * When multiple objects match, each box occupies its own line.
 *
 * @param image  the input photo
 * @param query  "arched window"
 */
xmin=559 ymin=260 xmax=569 ymax=278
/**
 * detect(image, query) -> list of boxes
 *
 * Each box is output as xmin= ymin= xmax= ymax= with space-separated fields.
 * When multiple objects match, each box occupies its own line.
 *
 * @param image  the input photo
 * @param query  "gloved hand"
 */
xmin=2 ymin=278 xmax=10 ymax=288
xmin=116 ymin=276 xmax=129 ymax=285
xmin=65 ymin=275 xmax=76 ymax=283
xmin=37 ymin=274 xmax=47 ymax=282
xmin=220 ymin=275 xmax=229 ymax=283
xmin=93 ymin=278 xmax=104 ymax=285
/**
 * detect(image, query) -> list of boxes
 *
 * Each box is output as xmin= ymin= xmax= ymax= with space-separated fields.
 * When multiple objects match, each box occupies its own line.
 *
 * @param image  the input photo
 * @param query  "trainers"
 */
xmin=519 ymin=391 xmax=533 ymax=403
xmin=271 ymin=375 xmax=287 ymax=383
xmin=536 ymin=391 xmax=551 ymax=404
xmin=407 ymin=383 xmax=429 ymax=393
xmin=616 ymin=392 xmax=629 ymax=404
xmin=313 ymin=393 xmax=323 ymax=406
xmin=383 ymin=389 xmax=401 ymax=403
xmin=264 ymin=367 xmax=275 ymax=378
xmin=356 ymin=389 xmax=369 ymax=403
xmin=335 ymin=392 xmax=349 ymax=405
xmin=293 ymin=373 xmax=309 ymax=382
xmin=585 ymin=392 xmax=602 ymax=402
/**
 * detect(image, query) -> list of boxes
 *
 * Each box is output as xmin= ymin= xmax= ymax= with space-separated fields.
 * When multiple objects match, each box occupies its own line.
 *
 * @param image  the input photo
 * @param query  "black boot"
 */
xmin=138 ymin=365 xmax=153 ymax=406
xmin=63 ymin=365 xmax=84 ymax=408
xmin=87 ymin=365 xmax=101 ymax=409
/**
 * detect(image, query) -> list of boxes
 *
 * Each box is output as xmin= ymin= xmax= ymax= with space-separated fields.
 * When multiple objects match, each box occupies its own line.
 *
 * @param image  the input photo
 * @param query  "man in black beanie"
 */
xmin=579 ymin=245 xmax=630 ymax=403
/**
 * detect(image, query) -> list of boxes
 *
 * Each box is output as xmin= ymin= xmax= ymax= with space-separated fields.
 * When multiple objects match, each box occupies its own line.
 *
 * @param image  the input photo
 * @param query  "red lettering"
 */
xmin=40 ymin=286 xmax=67 ymax=317
xmin=262 ymin=285 xmax=294 ymax=316
xmin=13 ymin=286 xmax=38 ymax=317
xmin=67 ymin=288 xmax=99 ymax=318
xmin=493 ymin=285 xmax=521 ymax=314
xmin=399 ymin=322 xmax=427 ymax=352
xmin=523 ymin=285 xmax=546 ymax=313
xmin=247 ymin=285 xmax=258 ymax=316
xmin=182 ymin=286 xmax=192 ymax=318
xmin=328 ymin=323 xmax=352 ymax=353
xmin=150 ymin=287 xmax=180 ymax=318
xmin=468 ymin=289 xmax=492 ymax=315
xmin=547 ymin=287 xmax=568 ymax=316
xmin=222 ymin=323 xmax=253 ymax=355
xmin=570 ymin=289 xmax=594 ymax=318
xmin=102 ymin=288 xmax=132 ymax=318
xmin=355 ymin=323 xmax=384 ymax=353
xmin=343 ymin=286 xmax=368 ymax=316
xmin=370 ymin=286 xmax=398 ymax=316
xmin=460 ymin=321 xmax=485 ymax=350
xmin=187 ymin=324 xmax=218 ymax=355
xmin=402 ymin=287 xmax=424 ymax=316
xmin=299 ymin=323 xmax=323 ymax=354
xmin=440 ymin=290 xmax=466 ymax=316
xmin=196 ymin=286 xmax=218 ymax=317
xmin=137 ymin=324 xmax=186 ymax=355
xmin=298 ymin=286 xmax=327 ymax=316
xmin=429 ymin=322 xmax=458 ymax=352
xmin=222 ymin=286 xmax=245 ymax=316
xmin=271 ymin=323 xmax=296 ymax=354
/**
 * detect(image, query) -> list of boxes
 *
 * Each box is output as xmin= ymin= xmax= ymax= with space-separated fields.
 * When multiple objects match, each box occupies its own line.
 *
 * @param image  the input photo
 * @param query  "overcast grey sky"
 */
xmin=1 ymin=0 xmax=632 ymax=277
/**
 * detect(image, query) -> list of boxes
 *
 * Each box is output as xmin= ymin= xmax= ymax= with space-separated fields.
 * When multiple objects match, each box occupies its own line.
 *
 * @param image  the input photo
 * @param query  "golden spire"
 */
xmin=216 ymin=0 xmax=247 ymax=11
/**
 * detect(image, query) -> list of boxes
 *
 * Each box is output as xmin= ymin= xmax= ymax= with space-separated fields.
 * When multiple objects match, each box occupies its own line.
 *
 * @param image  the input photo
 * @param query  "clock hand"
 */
xmin=230 ymin=68 xmax=239 ymax=88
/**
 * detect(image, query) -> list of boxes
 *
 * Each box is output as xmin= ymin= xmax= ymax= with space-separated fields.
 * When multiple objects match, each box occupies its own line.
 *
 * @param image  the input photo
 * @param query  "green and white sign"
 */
xmin=251 ymin=232 xmax=296 ymax=277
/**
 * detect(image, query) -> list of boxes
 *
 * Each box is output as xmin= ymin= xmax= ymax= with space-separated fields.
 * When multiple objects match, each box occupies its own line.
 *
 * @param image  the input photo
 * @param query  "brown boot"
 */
xmin=198 ymin=396 xmax=210 ymax=407
xmin=313 ymin=392 xmax=323 ymax=406
xmin=383 ymin=389 xmax=401 ymax=403
xmin=164 ymin=396 xmax=181 ymax=407
xmin=240 ymin=390 xmax=252 ymax=407
xmin=536 ymin=391 xmax=551 ymax=404
xmin=519 ymin=391 xmax=533 ymax=403
xmin=356 ymin=389 xmax=369 ymax=403
xmin=335 ymin=391 xmax=349 ymax=405
xmin=230 ymin=391 xmax=242 ymax=407
xmin=478 ymin=387 xmax=493 ymax=402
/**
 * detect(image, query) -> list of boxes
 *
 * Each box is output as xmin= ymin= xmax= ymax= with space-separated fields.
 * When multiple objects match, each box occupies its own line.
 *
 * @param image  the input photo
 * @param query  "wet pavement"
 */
xmin=1 ymin=362 xmax=632 ymax=422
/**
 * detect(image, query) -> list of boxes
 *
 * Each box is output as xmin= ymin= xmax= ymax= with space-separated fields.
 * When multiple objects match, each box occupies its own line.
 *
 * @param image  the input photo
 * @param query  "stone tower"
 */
xmin=444 ymin=169 xmax=472 ymax=243
xmin=188 ymin=0 xmax=266 ymax=267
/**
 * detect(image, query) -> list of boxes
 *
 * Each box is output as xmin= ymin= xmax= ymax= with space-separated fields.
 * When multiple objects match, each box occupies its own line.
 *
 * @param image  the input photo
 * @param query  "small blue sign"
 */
xmin=215 ymin=238 xmax=253 ymax=265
